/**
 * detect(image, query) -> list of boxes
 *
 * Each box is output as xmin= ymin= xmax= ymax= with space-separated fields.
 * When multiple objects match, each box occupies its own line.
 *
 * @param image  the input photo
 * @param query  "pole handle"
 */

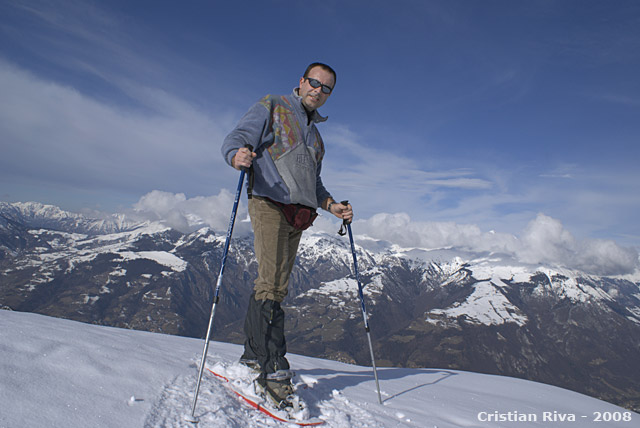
xmin=240 ymin=144 xmax=254 ymax=171
xmin=243 ymin=144 xmax=254 ymax=197
xmin=340 ymin=200 xmax=351 ymax=224
xmin=337 ymin=200 xmax=350 ymax=236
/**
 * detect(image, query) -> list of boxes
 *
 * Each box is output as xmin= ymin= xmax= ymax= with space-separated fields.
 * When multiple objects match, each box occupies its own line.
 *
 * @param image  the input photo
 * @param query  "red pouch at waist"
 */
xmin=266 ymin=198 xmax=318 ymax=231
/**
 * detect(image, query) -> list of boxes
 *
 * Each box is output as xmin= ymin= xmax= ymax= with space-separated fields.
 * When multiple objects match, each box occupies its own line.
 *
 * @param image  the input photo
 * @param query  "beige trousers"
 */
xmin=249 ymin=197 xmax=303 ymax=302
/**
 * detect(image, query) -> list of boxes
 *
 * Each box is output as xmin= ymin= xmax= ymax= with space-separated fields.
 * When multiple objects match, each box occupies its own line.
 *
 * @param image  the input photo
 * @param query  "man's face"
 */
xmin=298 ymin=66 xmax=334 ymax=111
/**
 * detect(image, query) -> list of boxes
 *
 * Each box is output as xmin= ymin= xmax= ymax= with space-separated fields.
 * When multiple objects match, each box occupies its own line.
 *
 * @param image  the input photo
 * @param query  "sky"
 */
xmin=1 ymin=1 xmax=640 ymax=257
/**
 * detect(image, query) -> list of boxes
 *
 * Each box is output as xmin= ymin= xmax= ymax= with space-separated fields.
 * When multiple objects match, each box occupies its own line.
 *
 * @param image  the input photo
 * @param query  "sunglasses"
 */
xmin=305 ymin=77 xmax=333 ymax=94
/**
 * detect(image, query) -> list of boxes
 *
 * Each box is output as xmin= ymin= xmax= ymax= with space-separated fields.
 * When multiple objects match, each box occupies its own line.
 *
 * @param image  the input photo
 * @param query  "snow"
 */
xmin=1 ymin=310 xmax=637 ymax=428
xmin=303 ymin=277 xmax=378 ymax=301
xmin=468 ymin=259 xmax=535 ymax=283
xmin=117 ymin=251 xmax=188 ymax=272
xmin=627 ymin=306 xmax=640 ymax=325
xmin=427 ymin=281 xmax=528 ymax=327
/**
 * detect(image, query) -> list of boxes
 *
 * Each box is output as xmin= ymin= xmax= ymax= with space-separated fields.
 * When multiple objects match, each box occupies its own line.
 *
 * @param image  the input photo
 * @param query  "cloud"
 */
xmin=130 ymin=189 xmax=340 ymax=238
xmin=517 ymin=214 xmax=577 ymax=265
xmin=517 ymin=214 xmax=639 ymax=276
xmin=132 ymin=190 xmax=253 ymax=237
xmin=351 ymin=212 xmax=638 ymax=276
xmin=133 ymin=190 xmax=638 ymax=276
xmin=324 ymin=125 xmax=493 ymax=192
xmin=0 ymin=60 xmax=237 ymax=200
xmin=349 ymin=212 xmax=524 ymax=260
xmin=596 ymin=93 xmax=640 ymax=107
xmin=318 ymin=125 xmax=495 ymax=225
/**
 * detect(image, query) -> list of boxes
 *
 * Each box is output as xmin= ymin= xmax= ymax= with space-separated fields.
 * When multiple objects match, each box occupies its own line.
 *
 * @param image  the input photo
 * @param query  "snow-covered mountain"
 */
xmin=0 ymin=201 xmax=134 ymax=236
xmin=1 ymin=201 xmax=640 ymax=412
xmin=2 ymin=310 xmax=638 ymax=428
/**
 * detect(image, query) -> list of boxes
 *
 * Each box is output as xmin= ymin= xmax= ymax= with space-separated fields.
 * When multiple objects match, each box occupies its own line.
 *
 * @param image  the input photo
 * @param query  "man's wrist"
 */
xmin=327 ymin=201 xmax=336 ymax=212
xmin=230 ymin=149 xmax=239 ymax=169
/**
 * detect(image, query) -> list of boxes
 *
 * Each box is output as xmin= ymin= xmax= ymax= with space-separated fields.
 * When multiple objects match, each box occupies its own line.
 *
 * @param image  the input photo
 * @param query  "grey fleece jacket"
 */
xmin=221 ymin=89 xmax=332 ymax=209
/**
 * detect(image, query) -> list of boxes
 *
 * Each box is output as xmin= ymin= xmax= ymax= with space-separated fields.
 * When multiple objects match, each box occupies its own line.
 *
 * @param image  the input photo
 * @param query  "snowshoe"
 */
xmin=255 ymin=371 xmax=304 ymax=413
xmin=208 ymin=364 xmax=322 ymax=426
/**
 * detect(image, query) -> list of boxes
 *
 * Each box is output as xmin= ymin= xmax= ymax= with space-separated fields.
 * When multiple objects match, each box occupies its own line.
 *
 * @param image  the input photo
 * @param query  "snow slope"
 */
xmin=0 ymin=310 xmax=637 ymax=428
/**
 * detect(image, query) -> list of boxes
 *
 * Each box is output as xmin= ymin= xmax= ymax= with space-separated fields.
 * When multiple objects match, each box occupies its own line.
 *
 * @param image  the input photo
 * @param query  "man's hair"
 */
xmin=303 ymin=62 xmax=337 ymax=87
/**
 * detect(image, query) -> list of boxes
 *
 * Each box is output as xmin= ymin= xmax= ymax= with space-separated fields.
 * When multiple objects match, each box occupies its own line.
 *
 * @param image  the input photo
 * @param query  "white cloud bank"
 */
xmin=132 ymin=191 xmax=638 ymax=276
xmin=354 ymin=212 xmax=638 ymax=276
xmin=132 ymin=190 xmax=253 ymax=238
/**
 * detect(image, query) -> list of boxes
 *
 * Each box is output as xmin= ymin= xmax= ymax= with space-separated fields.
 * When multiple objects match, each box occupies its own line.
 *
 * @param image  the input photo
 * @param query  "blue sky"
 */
xmin=1 ymin=1 xmax=640 ymax=262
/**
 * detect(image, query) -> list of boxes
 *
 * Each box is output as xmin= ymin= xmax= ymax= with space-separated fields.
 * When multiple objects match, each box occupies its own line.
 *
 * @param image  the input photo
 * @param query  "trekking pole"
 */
xmin=339 ymin=201 xmax=383 ymax=405
xmin=186 ymin=145 xmax=253 ymax=424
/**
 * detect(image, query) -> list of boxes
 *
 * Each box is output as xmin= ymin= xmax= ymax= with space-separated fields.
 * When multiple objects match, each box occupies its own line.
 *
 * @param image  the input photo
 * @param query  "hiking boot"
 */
xmin=255 ymin=376 xmax=295 ymax=409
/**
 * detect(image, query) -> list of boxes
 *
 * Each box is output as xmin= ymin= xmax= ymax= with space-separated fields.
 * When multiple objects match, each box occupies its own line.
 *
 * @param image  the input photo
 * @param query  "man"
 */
xmin=221 ymin=62 xmax=353 ymax=408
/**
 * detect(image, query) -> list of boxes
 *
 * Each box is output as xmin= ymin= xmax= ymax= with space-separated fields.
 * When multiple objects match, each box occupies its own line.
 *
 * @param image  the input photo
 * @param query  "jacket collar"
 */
xmin=292 ymin=88 xmax=328 ymax=123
